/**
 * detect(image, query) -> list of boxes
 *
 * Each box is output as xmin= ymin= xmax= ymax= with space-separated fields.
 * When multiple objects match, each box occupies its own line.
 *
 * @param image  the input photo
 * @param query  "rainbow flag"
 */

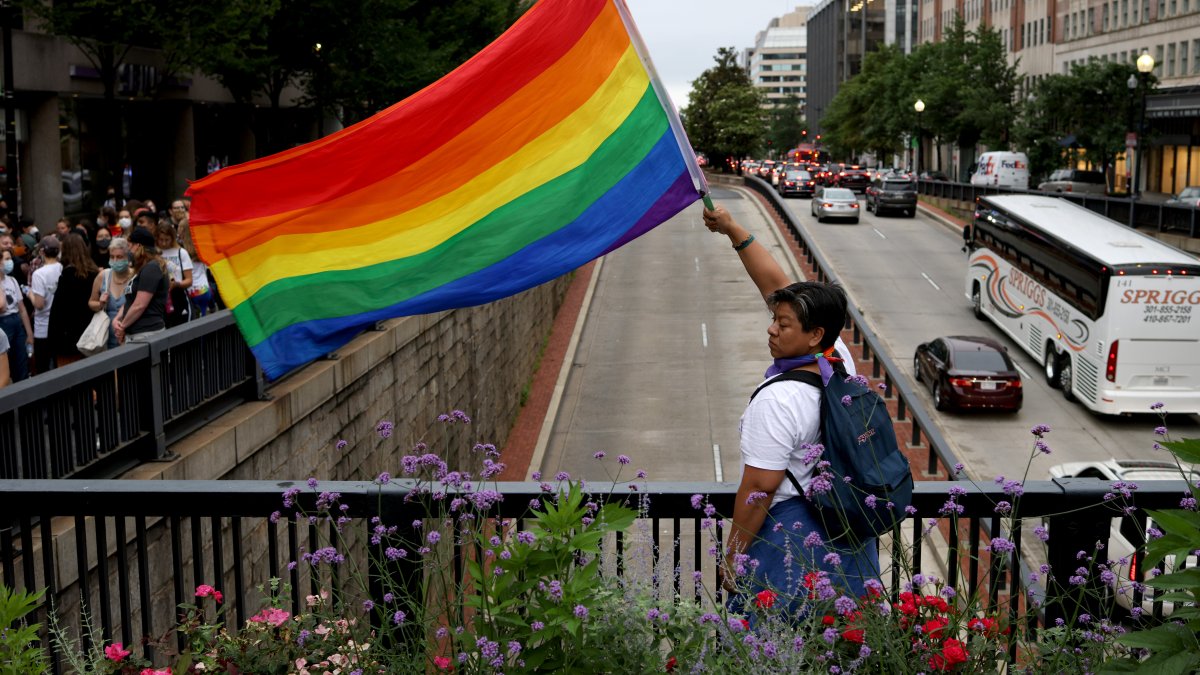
xmin=187 ymin=0 xmax=705 ymax=379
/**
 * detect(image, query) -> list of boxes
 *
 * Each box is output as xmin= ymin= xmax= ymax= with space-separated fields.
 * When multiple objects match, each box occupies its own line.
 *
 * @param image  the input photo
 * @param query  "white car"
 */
xmin=1048 ymin=459 xmax=1198 ymax=615
xmin=811 ymin=187 xmax=860 ymax=224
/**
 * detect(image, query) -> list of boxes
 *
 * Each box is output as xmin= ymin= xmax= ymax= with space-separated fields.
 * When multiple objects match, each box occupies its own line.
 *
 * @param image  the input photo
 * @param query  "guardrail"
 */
xmin=742 ymin=175 xmax=960 ymax=479
xmin=916 ymin=180 xmax=1200 ymax=238
xmin=0 ymin=312 xmax=264 ymax=480
xmin=0 ymin=478 xmax=1188 ymax=670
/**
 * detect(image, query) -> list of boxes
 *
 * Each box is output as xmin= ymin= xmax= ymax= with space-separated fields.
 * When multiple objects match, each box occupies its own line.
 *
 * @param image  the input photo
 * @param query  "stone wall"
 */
xmin=37 ymin=274 xmax=573 ymax=656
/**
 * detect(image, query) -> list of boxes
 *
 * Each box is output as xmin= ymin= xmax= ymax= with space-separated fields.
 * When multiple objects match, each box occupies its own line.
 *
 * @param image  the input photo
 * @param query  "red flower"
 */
xmin=195 ymin=585 xmax=223 ymax=604
xmin=665 ymin=656 xmax=677 ymax=672
xmin=842 ymin=628 xmax=864 ymax=643
xmin=928 ymin=638 xmax=969 ymax=671
xmin=104 ymin=642 xmax=130 ymax=662
xmin=968 ymin=617 xmax=1001 ymax=637
xmin=822 ymin=615 xmax=836 ymax=626
xmin=803 ymin=571 xmax=822 ymax=599
xmin=740 ymin=619 xmax=750 ymax=630
xmin=755 ymin=590 xmax=777 ymax=609
xmin=433 ymin=656 xmax=453 ymax=671
xmin=923 ymin=616 xmax=949 ymax=640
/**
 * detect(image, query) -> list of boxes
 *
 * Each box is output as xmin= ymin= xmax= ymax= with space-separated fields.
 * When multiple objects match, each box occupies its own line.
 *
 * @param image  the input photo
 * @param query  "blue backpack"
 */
xmin=751 ymin=367 xmax=914 ymax=538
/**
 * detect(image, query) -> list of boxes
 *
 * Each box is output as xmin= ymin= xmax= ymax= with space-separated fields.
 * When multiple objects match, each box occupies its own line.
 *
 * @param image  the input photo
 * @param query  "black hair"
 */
xmin=766 ymin=281 xmax=847 ymax=350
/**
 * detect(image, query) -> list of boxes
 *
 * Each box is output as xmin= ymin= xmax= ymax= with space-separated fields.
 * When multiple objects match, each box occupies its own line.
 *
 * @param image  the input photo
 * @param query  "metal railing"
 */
xmin=0 ymin=312 xmax=264 ymax=480
xmin=0 ymin=478 xmax=1190 ymax=670
xmin=742 ymin=175 xmax=960 ymax=479
xmin=916 ymin=180 xmax=1200 ymax=238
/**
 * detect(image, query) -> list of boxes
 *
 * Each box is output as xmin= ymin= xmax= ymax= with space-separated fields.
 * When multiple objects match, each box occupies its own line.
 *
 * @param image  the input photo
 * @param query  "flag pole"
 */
xmin=611 ymin=0 xmax=711 ymax=210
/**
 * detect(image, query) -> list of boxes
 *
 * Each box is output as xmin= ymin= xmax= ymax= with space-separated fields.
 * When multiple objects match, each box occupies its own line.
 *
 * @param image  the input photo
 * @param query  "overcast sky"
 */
xmin=623 ymin=0 xmax=805 ymax=109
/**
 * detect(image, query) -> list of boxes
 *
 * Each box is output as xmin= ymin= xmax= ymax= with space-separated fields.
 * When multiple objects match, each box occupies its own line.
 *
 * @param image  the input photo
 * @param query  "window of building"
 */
xmin=1155 ymin=44 xmax=1164 ymax=75
xmin=1087 ymin=8 xmax=1094 ymax=33
xmin=1193 ymin=39 xmax=1200 ymax=73
xmin=1168 ymin=43 xmax=1176 ymax=76
xmin=1143 ymin=0 xmax=1151 ymax=22
xmin=1160 ymin=0 xmax=1167 ymax=16
xmin=1182 ymin=42 xmax=1189 ymax=74
xmin=1104 ymin=4 xmax=1110 ymax=29
xmin=1122 ymin=0 xmax=1129 ymax=25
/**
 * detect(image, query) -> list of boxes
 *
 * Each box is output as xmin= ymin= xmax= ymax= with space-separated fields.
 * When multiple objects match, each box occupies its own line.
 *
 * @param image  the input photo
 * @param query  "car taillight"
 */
xmin=949 ymin=377 xmax=973 ymax=387
xmin=1106 ymin=340 xmax=1118 ymax=382
xmin=1009 ymin=378 xmax=1022 ymax=388
xmin=807 ymin=181 xmax=814 ymax=186
xmin=822 ymin=202 xmax=832 ymax=208
xmin=1129 ymin=553 xmax=1138 ymax=581
xmin=1066 ymin=184 xmax=1072 ymax=192
xmin=850 ymin=203 xmax=859 ymax=208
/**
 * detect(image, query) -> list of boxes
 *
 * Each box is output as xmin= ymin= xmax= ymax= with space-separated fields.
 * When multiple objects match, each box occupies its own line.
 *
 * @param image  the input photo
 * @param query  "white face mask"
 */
xmin=2 ymin=259 xmax=12 ymax=274
xmin=118 ymin=217 xmax=132 ymax=228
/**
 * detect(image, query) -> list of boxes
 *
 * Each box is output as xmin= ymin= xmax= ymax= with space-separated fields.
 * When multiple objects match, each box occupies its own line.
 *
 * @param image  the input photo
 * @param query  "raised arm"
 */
xmin=702 ymin=204 xmax=792 ymax=301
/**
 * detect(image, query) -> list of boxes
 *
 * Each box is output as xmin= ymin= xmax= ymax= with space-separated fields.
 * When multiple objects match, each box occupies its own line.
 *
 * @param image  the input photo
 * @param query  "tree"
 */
xmin=821 ymin=44 xmax=910 ymax=163
xmin=764 ymin=95 xmax=805 ymax=158
xmin=684 ymin=47 xmax=765 ymax=170
xmin=1013 ymin=60 xmax=1152 ymax=186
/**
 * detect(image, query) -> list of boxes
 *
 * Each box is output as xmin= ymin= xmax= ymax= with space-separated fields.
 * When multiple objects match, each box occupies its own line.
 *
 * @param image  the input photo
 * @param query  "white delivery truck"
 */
xmin=970 ymin=151 xmax=1030 ymax=190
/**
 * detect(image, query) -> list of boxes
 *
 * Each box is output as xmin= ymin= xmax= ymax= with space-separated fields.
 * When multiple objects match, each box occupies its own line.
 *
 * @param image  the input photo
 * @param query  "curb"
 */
xmin=525 ymin=256 xmax=605 ymax=479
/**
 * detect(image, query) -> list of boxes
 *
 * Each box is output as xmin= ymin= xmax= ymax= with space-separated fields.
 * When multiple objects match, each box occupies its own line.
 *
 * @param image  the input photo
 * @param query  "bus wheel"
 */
xmin=1060 ymin=356 xmax=1076 ymax=401
xmin=1044 ymin=348 xmax=1063 ymax=389
xmin=971 ymin=284 xmax=984 ymax=320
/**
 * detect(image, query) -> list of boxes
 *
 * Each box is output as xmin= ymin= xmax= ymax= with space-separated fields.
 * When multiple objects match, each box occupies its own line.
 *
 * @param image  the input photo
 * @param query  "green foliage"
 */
xmin=0 ymin=585 xmax=47 ymax=675
xmin=1110 ymin=435 xmax=1200 ymax=673
xmin=684 ymin=47 xmax=766 ymax=166
xmin=821 ymin=16 xmax=1016 ymax=167
xmin=1014 ymin=60 xmax=1154 ymax=184
xmin=763 ymin=96 xmax=806 ymax=158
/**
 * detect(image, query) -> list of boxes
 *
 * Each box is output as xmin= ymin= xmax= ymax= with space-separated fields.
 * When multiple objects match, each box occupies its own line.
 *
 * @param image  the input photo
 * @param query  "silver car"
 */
xmin=1048 ymin=458 xmax=1198 ymax=615
xmin=811 ymin=187 xmax=860 ymax=224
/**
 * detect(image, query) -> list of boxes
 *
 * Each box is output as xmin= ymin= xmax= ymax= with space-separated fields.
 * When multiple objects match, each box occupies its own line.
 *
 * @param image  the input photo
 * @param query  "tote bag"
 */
xmin=76 ymin=270 xmax=112 ymax=356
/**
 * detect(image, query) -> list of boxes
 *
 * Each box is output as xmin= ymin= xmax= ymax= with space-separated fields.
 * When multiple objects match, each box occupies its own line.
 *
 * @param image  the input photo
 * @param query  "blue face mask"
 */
xmin=2 ymin=259 xmax=12 ymax=274
xmin=110 ymin=258 xmax=130 ymax=273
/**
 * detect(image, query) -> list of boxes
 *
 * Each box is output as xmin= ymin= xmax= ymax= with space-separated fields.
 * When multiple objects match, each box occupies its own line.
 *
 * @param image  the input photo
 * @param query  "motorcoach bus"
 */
xmin=964 ymin=195 xmax=1200 ymax=415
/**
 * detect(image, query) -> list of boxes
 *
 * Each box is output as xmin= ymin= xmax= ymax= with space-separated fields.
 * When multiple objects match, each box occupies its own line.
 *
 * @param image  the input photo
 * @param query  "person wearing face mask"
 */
xmin=48 ymin=233 xmax=99 ymax=366
xmin=92 ymin=227 xmax=113 ymax=268
xmin=0 ymin=249 xmax=34 ymax=381
xmin=113 ymin=210 xmax=132 ymax=237
xmin=89 ymin=237 xmax=133 ymax=349
xmin=29 ymin=234 xmax=62 ymax=373
xmin=113 ymin=228 xmax=169 ymax=344
xmin=0 ymin=232 xmax=27 ymax=288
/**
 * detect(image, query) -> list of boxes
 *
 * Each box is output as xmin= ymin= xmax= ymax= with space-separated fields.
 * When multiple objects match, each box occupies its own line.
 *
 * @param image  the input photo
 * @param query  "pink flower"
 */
xmin=194 ymin=585 xmax=223 ymax=604
xmin=104 ymin=642 xmax=131 ymax=662
xmin=248 ymin=607 xmax=291 ymax=627
xmin=434 ymin=656 xmax=453 ymax=670
xmin=141 ymin=669 xmax=172 ymax=675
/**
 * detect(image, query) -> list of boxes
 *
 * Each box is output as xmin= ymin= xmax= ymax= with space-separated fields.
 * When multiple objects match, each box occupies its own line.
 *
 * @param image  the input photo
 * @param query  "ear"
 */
xmin=808 ymin=326 xmax=825 ymax=351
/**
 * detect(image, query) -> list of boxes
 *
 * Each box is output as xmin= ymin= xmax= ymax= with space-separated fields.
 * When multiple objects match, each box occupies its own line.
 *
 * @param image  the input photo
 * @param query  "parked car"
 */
xmin=835 ymin=165 xmax=872 ymax=193
xmin=1164 ymin=186 xmax=1200 ymax=208
xmin=779 ymin=169 xmax=816 ymax=198
xmin=811 ymin=187 xmax=860 ymax=223
xmin=866 ymin=176 xmax=918 ymax=217
xmin=1038 ymin=168 xmax=1108 ymax=194
xmin=918 ymin=170 xmax=949 ymax=182
xmin=1047 ymin=459 xmax=1199 ymax=615
xmin=913 ymin=336 xmax=1022 ymax=412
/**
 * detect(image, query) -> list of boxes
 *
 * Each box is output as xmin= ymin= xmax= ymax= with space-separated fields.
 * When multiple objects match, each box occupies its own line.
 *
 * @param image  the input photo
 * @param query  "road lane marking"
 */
xmin=695 ymin=257 xmax=700 ymax=273
xmin=921 ymin=272 xmax=941 ymax=291
xmin=713 ymin=444 xmax=724 ymax=482
xmin=701 ymin=322 xmax=708 ymax=348
xmin=873 ymin=228 xmax=887 ymax=239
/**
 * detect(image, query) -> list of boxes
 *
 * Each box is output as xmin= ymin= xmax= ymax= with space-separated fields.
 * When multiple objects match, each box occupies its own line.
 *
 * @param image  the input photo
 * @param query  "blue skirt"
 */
xmin=729 ymin=495 xmax=880 ymax=619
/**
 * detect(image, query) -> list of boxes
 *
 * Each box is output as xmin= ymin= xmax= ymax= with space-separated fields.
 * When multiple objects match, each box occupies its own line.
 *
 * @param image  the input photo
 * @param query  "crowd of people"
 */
xmin=0 ymin=195 xmax=220 ymax=388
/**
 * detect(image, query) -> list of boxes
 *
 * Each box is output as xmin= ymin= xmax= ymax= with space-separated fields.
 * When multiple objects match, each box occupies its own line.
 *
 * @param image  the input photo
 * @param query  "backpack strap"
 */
xmin=749 ymin=368 xmax=826 ymax=497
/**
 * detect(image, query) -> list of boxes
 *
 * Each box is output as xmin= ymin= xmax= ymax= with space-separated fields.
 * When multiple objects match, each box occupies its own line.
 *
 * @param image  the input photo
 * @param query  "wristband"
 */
xmin=733 ymin=234 xmax=755 ymax=251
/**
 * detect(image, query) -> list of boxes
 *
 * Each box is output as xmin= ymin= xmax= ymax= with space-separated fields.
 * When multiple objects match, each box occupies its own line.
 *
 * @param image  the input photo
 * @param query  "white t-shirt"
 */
xmin=30 ymin=261 xmax=62 ymax=338
xmin=738 ymin=337 xmax=858 ymax=509
xmin=1 ymin=276 xmax=22 ymax=317
xmin=161 ymin=247 xmax=194 ymax=287
xmin=740 ymin=379 xmax=823 ymax=508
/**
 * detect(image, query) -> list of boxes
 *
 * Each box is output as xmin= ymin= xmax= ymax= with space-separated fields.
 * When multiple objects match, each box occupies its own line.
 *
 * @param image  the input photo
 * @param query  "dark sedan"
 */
xmin=779 ymin=169 xmax=816 ymax=198
xmin=836 ymin=165 xmax=872 ymax=193
xmin=914 ymin=336 xmax=1022 ymax=412
xmin=867 ymin=177 xmax=917 ymax=217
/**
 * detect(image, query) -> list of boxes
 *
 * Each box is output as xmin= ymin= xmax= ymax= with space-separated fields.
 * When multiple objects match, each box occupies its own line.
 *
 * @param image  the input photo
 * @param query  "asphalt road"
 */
xmin=778 ymin=192 xmax=1200 ymax=484
xmin=538 ymin=187 xmax=797 ymax=483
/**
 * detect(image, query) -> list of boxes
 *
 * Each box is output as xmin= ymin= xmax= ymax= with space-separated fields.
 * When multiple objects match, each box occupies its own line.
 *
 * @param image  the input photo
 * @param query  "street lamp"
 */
xmin=914 ymin=99 xmax=925 ymax=176
xmin=1130 ymin=52 xmax=1155 ymax=198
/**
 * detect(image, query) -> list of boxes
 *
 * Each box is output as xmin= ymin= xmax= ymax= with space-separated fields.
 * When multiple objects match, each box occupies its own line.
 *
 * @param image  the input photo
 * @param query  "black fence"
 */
xmin=0 ymin=312 xmax=265 ymax=480
xmin=742 ymin=176 xmax=960 ymax=479
xmin=0 ymin=478 xmax=1190 ymax=670
xmin=916 ymin=179 xmax=1200 ymax=238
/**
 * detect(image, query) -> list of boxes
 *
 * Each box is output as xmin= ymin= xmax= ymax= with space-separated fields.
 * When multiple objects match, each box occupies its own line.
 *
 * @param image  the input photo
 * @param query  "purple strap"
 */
xmin=764 ymin=347 xmax=841 ymax=386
